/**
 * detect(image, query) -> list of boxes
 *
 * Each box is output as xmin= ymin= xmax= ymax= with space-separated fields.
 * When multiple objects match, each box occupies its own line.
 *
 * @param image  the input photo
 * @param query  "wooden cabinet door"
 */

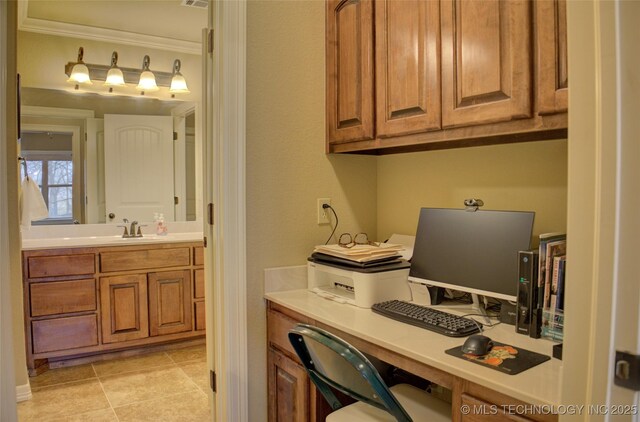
xmin=268 ymin=348 xmax=310 ymax=422
xmin=536 ymin=0 xmax=568 ymax=115
xmin=375 ymin=0 xmax=441 ymax=138
xmin=441 ymin=0 xmax=532 ymax=128
xmin=100 ymin=274 xmax=148 ymax=344
xmin=148 ymin=270 xmax=192 ymax=336
xmin=326 ymin=0 xmax=375 ymax=145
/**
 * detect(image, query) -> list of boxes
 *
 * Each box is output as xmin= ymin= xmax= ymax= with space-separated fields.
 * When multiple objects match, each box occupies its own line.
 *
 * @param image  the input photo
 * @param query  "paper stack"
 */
xmin=313 ymin=243 xmax=404 ymax=263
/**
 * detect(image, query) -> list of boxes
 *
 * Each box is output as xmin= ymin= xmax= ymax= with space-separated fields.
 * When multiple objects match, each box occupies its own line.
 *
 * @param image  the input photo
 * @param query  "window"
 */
xmin=21 ymin=151 xmax=74 ymax=223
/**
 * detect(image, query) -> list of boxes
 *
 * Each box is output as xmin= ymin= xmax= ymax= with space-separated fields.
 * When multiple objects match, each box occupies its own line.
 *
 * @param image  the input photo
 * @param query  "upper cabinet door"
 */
xmin=326 ymin=0 xmax=375 ymax=145
xmin=375 ymin=0 xmax=441 ymax=138
xmin=441 ymin=0 xmax=532 ymax=128
xmin=536 ymin=0 xmax=568 ymax=115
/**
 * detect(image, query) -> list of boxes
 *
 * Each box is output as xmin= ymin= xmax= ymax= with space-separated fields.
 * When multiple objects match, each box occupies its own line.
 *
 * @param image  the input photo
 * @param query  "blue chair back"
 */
xmin=288 ymin=324 xmax=413 ymax=421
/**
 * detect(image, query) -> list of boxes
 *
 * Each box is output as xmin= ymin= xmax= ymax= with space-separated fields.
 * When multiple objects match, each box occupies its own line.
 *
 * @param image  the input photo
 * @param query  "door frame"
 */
xmin=0 ymin=0 xmax=18 ymax=420
xmin=205 ymin=0 xmax=248 ymax=420
xmin=562 ymin=0 xmax=640 ymax=413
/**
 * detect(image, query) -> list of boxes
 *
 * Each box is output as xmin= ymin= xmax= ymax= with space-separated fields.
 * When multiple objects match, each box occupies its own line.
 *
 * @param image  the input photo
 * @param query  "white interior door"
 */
xmin=608 ymin=0 xmax=640 ymax=411
xmin=104 ymin=115 xmax=174 ymax=224
xmin=85 ymin=118 xmax=105 ymax=223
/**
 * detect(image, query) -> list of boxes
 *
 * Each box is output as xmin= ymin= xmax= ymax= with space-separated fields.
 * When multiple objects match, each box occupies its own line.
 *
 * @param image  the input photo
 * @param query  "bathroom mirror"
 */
xmin=19 ymin=87 xmax=201 ymax=224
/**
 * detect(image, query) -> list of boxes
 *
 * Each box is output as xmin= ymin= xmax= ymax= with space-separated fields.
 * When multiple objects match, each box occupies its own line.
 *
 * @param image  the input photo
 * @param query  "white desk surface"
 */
xmin=265 ymin=289 xmax=562 ymax=407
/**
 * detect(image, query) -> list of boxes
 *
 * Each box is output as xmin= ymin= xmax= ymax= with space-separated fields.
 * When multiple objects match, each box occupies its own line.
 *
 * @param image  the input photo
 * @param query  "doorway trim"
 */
xmin=207 ymin=0 xmax=248 ymax=420
xmin=0 ymin=0 xmax=18 ymax=420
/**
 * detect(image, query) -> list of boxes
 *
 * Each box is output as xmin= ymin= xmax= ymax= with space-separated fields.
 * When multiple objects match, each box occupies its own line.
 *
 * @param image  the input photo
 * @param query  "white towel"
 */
xmin=20 ymin=177 xmax=49 ymax=229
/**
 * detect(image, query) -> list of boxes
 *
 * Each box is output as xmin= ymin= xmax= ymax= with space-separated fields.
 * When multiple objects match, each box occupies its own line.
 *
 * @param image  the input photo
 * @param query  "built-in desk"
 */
xmin=265 ymin=289 xmax=561 ymax=421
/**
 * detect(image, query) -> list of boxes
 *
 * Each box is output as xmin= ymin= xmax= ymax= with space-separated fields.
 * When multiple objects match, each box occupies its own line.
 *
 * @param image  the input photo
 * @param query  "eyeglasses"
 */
xmin=338 ymin=232 xmax=380 ymax=248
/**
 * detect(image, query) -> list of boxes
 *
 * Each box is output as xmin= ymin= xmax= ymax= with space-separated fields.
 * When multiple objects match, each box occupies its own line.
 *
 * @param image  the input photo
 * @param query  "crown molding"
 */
xmin=17 ymin=0 xmax=201 ymax=55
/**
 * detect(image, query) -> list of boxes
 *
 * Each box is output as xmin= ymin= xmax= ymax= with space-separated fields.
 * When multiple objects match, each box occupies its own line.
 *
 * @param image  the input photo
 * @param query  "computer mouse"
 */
xmin=461 ymin=334 xmax=494 ymax=356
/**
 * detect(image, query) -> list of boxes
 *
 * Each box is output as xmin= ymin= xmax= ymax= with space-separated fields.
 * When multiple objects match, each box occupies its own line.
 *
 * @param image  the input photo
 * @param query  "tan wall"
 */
xmin=377 ymin=140 xmax=568 ymax=242
xmin=246 ymin=0 xmax=377 ymax=419
xmin=17 ymin=31 xmax=201 ymax=103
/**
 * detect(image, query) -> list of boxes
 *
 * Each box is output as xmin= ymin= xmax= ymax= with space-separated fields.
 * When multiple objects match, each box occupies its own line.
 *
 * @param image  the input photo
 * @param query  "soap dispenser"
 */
xmin=157 ymin=213 xmax=168 ymax=236
xmin=155 ymin=213 xmax=164 ymax=236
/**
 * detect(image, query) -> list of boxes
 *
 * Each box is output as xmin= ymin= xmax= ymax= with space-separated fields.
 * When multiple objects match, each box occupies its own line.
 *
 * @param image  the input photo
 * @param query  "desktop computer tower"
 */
xmin=516 ymin=250 xmax=538 ymax=336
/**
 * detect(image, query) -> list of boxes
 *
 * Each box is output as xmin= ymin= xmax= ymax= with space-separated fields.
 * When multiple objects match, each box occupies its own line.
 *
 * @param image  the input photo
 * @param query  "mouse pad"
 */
xmin=445 ymin=341 xmax=550 ymax=375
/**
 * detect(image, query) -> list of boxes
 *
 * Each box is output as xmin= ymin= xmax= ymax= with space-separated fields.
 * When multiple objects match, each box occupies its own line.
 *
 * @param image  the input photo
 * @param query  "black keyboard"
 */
xmin=372 ymin=300 xmax=481 ymax=337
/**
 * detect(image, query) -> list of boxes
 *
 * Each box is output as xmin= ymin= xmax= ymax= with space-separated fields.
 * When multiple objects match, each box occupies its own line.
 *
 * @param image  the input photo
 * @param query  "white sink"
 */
xmin=21 ymin=232 xmax=203 ymax=250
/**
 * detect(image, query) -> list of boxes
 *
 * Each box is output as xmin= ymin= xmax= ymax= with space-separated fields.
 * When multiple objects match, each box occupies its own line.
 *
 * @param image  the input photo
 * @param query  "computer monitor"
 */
xmin=409 ymin=207 xmax=535 ymax=303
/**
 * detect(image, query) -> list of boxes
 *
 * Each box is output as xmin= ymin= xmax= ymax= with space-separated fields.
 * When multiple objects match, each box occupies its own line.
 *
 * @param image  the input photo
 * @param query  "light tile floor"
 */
xmin=18 ymin=344 xmax=211 ymax=422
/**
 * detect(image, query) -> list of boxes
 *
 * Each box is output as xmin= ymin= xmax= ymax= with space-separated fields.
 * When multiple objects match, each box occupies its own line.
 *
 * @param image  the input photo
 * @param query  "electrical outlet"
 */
xmin=317 ymin=198 xmax=331 ymax=225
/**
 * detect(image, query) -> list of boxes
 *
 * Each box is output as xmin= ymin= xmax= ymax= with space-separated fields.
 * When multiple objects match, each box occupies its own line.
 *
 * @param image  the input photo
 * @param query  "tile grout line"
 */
xmin=175 ymin=365 xmax=208 ymax=396
xmin=93 ymin=361 xmax=120 ymax=421
xmin=98 ymin=363 xmax=200 ymax=410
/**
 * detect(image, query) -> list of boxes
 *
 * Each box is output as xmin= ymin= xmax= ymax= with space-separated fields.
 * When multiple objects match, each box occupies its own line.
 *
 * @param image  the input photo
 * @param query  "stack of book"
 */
xmin=536 ymin=233 xmax=567 ymax=341
xmin=311 ymin=243 xmax=405 ymax=268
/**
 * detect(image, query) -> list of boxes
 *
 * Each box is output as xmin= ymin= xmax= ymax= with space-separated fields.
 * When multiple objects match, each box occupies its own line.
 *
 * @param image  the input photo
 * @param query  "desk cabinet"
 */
xmin=266 ymin=300 xmax=557 ymax=422
xmin=327 ymin=0 xmax=568 ymax=155
xmin=267 ymin=304 xmax=335 ymax=422
xmin=268 ymin=348 xmax=311 ymax=421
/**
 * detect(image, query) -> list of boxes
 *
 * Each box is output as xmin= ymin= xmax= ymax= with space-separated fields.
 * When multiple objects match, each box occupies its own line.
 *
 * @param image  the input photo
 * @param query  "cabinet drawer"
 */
xmin=30 ymin=279 xmax=96 ymax=317
xmin=194 ymin=269 xmax=205 ymax=299
xmin=32 ymin=315 xmax=98 ymax=354
xmin=27 ymin=254 xmax=95 ymax=279
xmin=100 ymin=247 xmax=190 ymax=272
xmin=194 ymin=247 xmax=204 ymax=266
xmin=267 ymin=309 xmax=311 ymax=361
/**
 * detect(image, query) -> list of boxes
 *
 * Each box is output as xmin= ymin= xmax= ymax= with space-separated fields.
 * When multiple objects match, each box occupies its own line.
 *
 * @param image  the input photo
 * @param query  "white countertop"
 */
xmin=264 ymin=289 xmax=562 ymax=407
xmin=22 ymin=232 xmax=203 ymax=250
xmin=21 ymin=221 xmax=203 ymax=250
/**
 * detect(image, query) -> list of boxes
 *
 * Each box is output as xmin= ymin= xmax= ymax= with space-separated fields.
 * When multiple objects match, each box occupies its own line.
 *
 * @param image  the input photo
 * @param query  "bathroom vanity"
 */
xmin=22 ymin=238 xmax=206 ymax=375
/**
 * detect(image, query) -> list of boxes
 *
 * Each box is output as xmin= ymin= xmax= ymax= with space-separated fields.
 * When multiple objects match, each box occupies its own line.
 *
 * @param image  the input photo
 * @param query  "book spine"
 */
xmin=549 ymin=256 xmax=563 ymax=310
xmin=556 ymin=258 xmax=566 ymax=311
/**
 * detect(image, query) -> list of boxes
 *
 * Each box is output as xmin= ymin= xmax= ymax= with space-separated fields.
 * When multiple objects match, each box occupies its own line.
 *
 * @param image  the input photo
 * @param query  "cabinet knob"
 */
xmin=108 ymin=213 xmax=115 ymax=220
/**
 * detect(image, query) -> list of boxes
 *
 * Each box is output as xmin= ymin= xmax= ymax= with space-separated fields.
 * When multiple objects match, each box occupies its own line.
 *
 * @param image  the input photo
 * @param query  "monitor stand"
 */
xmin=471 ymin=294 xmax=491 ymax=325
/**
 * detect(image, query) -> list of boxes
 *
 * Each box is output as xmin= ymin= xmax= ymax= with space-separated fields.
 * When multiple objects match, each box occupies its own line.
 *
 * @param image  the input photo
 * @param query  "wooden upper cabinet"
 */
xmin=536 ymin=0 xmax=568 ymax=114
xmin=326 ymin=0 xmax=375 ymax=145
xmin=375 ymin=0 xmax=441 ymax=137
xmin=440 ymin=0 xmax=532 ymax=128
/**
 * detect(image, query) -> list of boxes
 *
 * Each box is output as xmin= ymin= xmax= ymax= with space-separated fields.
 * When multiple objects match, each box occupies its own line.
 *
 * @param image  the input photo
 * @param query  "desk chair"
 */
xmin=288 ymin=324 xmax=451 ymax=422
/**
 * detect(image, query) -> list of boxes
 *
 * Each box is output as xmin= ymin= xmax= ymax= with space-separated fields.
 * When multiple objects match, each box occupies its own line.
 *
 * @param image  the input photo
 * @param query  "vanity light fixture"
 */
xmin=64 ymin=47 xmax=190 ymax=97
xmin=104 ymin=52 xmax=125 ymax=92
xmin=136 ymin=55 xmax=159 ymax=94
xmin=66 ymin=47 xmax=92 ymax=89
xmin=169 ymin=59 xmax=190 ymax=96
